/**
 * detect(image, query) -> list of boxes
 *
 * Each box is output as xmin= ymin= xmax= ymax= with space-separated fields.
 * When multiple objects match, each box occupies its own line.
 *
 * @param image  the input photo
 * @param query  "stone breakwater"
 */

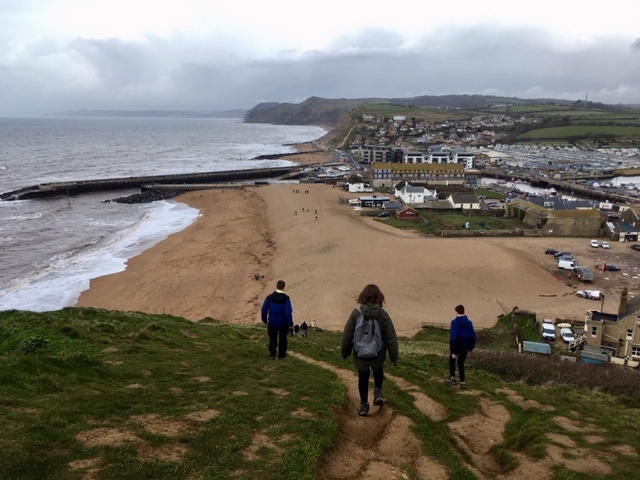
xmin=103 ymin=189 xmax=186 ymax=204
xmin=1 ymin=166 xmax=302 ymax=201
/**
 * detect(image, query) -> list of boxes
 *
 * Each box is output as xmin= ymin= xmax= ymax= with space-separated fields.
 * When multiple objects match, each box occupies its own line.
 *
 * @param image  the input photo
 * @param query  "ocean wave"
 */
xmin=9 ymin=212 xmax=44 ymax=221
xmin=0 ymin=200 xmax=199 ymax=312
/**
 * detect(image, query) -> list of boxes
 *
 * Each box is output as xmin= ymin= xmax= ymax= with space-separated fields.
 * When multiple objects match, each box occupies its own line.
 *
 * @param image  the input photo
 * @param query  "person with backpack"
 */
xmin=341 ymin=284 xmax=398 ymax=416
xmin=261 ymin=280 xmax=294 ymax=360
xmin=445 ymin=304 xmax=477 ymax=390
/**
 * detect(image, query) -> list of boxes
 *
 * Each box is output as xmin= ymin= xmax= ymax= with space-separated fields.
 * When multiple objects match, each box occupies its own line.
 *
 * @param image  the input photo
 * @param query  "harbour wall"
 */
xmin=0 ymin=166 xmax=303 ymax=201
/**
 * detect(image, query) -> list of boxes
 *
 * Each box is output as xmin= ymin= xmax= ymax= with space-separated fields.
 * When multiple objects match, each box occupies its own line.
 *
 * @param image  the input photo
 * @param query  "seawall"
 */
xmin=0 ymin=166 xmax=303 ymax=201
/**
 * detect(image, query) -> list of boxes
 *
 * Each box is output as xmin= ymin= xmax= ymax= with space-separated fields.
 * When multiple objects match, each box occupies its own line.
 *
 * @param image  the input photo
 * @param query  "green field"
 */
xmin=518 ymin=125 xmax=640 ymax=139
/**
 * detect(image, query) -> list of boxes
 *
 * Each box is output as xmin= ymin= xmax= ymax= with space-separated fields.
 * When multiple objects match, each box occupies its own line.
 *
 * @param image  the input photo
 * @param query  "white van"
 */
xmin=558 ymin=258 xmax=577 ymax=270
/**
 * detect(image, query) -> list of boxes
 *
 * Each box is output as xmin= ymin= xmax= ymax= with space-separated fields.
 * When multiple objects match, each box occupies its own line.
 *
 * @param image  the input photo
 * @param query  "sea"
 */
xmin=0 ymin=117 xmax=326 ymax=312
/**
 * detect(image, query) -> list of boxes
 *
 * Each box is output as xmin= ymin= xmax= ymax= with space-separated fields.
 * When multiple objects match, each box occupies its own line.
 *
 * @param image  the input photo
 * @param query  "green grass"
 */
xmin=518 ymin=125 xmax=640 ymax=140
xmin=1 ymin=308 xmax=639 ymax=479
xmin=376 ymin=210 xmax=528 ymax=235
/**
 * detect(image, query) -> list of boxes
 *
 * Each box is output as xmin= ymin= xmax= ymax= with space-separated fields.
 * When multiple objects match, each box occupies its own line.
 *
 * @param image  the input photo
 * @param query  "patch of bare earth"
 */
xmin=243 ymin=432 xmax=279 ymax=461
xmin=496 ymin=387 xmax=555 ymax=412
xmin=292 ymin=407 xmax=319 ymax=419
xmin=388 ymin=374 xmax=448 ymax=421
xmin=268 ymin=387 xmax=289 ymax=397
xmin=449 ymin=397 xmax=510 ymax=478
xmin=185 ymin=409 xmax=220 ymax=422
xmin=68 ymin=457 xmax=102 ymax=480
xmin=131 ymin=413 xmax=191 ymax=437
xmin=136 ymin=441 xmax=190 ymax=463
xmin=611 ymin=444 xmax=638 ymax=457
xmin=75 ymin=408 xmax=220 ymax=474
xmin=547 ymin=416 xmax=618 ymax=475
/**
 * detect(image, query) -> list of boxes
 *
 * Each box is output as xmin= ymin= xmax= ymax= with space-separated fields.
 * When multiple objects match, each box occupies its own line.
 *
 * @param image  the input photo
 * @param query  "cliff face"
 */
xmin=243 ymin=96 xmax=387 ymax=127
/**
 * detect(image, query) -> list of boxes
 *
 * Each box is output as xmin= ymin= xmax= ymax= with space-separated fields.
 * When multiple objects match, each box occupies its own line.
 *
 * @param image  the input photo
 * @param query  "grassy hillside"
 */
xmin=1 ymin=308 xmax=639 ymax=479
xmin=245 ymin=95 xmax=640 ymax=148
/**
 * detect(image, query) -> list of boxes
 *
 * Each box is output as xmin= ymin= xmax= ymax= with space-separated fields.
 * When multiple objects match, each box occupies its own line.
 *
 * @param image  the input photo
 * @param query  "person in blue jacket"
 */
xmin=446 ymin=304 xmax=477 ymax=390
xmin=261 ymin=280 xmax=294 ymax=360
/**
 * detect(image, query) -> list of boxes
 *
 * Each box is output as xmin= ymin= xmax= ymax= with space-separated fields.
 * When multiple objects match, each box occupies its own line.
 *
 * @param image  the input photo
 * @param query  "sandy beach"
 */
xmin=76 ymin=172 xmax=603 ymax=337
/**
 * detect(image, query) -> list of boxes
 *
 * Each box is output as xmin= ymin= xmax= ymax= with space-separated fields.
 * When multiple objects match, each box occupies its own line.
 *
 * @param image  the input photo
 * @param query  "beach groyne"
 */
xmin=0 ymin=166 xmax=304 ymax=201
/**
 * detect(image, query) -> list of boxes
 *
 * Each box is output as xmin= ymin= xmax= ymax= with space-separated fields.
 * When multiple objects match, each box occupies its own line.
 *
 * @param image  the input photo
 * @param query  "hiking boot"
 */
xmin=460 ymin=382 xmax=467 ymax=390
xmin=374 ymin=388 xmax=385 ymax=406
xmin=445 ymin=377 xmax=457 ymax=386
xmin=278 ymin=353 xmax=288 ymax=360
xmin=358 ymin=402 xmax=370 ymax=416
xmin=270 ymin=356 xmax=276 ymax=360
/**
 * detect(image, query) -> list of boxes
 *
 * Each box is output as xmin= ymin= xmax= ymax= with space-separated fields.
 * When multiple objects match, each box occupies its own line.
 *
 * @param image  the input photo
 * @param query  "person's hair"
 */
xmin=455 ymin=304 xmax=465 ymax=315
xmin=357 ymin=284 xmax=385 ymax=307
xmin=276 ymin=280 xmax=286 ymax=290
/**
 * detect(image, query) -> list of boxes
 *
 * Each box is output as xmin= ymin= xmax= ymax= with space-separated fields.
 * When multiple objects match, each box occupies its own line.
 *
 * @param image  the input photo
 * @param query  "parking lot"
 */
xmin=546 ymin=240 xmax=640 ymax=306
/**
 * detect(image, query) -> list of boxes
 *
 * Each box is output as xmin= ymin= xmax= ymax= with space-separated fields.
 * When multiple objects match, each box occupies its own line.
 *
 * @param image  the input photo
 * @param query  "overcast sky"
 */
xmin=2 ymin=0 xmax=639 ymax=116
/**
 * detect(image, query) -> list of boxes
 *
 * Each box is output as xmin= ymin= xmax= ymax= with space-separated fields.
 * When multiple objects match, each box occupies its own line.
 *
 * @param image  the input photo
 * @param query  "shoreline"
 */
xmin=76 ymin=176 xmax=602 ymax=337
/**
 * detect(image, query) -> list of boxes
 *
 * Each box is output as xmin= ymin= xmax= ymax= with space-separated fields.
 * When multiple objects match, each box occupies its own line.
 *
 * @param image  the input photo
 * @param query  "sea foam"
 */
xmin=0 ymin=200 xmax=200 ymax=312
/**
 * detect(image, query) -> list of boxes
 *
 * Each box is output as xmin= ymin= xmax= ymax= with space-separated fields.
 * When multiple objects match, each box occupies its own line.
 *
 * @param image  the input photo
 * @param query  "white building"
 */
xmin=454 ymin=151 xmax=476 ymax=169
xmin=348 ymin=182 xmax=374 ymax=193
xmin=404 ymin=152 xmax=429 ymax=164
xmin=394 ymin=182 xmax=437 ymax=204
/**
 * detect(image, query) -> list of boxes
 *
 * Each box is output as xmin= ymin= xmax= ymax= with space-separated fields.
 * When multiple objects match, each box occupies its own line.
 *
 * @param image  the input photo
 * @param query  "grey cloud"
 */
xmin=1 ymin=25 xmax=640 ymax=116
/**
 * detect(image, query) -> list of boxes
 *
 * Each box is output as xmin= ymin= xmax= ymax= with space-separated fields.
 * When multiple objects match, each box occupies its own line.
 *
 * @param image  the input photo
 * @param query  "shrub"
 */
xmin=20 ymin=336 xmax=49 ymax=355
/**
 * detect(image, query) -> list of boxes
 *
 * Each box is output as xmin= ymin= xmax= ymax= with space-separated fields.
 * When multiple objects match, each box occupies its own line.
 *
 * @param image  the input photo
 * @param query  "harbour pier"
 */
xmin=0 ymin=166 xmax=304 ymax=201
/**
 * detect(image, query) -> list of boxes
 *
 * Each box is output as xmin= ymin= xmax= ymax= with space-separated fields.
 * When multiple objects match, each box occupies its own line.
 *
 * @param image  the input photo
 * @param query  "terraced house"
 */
xmin=370 ymin=162 xmax=479 ymax=190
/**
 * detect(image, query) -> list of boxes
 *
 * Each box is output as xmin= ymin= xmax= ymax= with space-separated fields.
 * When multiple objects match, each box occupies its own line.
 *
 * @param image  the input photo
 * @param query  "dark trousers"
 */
xmin=268 ymin=324 xmax=289 ymax=358
xmin=449 ymin=350 xmax=469 ymax=382
xmin=358 ymin=366 xmax=384 ymax=404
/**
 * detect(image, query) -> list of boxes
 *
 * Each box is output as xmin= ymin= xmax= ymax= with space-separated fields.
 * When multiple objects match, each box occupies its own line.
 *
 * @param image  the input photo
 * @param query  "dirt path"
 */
xmin=290 ymin=352 xmax=623 ymax=480
xmin=289 ymin=352 xmax=450 ymax=479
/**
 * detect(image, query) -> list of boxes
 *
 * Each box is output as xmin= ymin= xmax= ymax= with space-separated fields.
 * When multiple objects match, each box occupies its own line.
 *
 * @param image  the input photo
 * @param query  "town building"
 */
xmin=370 ymin=162 xmax=479 ymax=190
xmin=505 ymin=197 xmax=602 ymax=236
xmin=448 ymin=193 xmax=480 ymax=210
xmin=584 ymin=289 xmax=640 ymax=367
xmin=396 ymin=207 xmax=419 ymax=220
xmin=394 ymin=181 xmax=437 ymax=204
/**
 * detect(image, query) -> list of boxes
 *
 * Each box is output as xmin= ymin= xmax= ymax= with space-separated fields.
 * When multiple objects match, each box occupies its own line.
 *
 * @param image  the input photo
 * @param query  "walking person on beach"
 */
xmin=261 ymin=280 xmax=294 ymax=360
xmin=446 ymin=305 xmax=477 ymax=390
xmin=341 ymin=284 xmax=398 ymax=416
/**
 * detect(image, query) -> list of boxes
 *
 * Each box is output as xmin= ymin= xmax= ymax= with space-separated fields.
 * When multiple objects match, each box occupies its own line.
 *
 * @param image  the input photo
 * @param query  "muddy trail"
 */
xmin=290 ymin=352 xmax=619 ymax=480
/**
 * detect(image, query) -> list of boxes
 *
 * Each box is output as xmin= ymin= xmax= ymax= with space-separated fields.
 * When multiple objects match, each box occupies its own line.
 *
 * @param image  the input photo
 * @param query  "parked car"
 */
xmin=541 ymin=320 xmax=556 ymax=341
xmin=574 ymin=266 xmax=594 ymax=282
xmin=545 ymin=248 xmax=559 ymax=255
xmin=601 ymin=241 xmax=610 ymax=249
xmin=557 ymin=254 xmax=575 ymax=262
xmin=577 ymin=290 xmax=603 ymax=300
xmin=560 ymin=328 xmax=575 ymax=343
xmin=554 ymin=251 xmax=572 ymax=258
xmin=631 ymin=244 xmax=640 ymax=251
xmin=590 ymin=239 xmax=599 ymax=248
xmin=378 ymin=211 xmax=390 ymax=218
xmin=601 ymin=264 xmax=621 ymax=271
